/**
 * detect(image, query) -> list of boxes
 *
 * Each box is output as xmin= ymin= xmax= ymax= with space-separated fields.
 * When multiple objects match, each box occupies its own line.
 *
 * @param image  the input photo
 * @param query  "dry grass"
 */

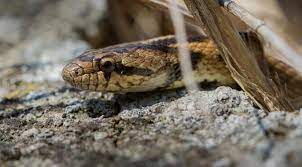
xmin=168 ymin=0 xmax=199 ymax=92
xmin=139 ymin=0 xmax=301 ymax=112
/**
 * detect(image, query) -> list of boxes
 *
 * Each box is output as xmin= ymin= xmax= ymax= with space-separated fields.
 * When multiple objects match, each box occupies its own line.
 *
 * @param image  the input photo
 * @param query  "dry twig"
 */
xmin=138 ymin=0 xmax=297 ymax=111
xmin=221 ymin=0 xmax=302 ymax=75
xmin=168 ymin=0 xmax=199 ymax=91
xmin=182 ymin=0 xmax=294 ymax=112
xmin=141 ymin=0 xmax=302 ymax=77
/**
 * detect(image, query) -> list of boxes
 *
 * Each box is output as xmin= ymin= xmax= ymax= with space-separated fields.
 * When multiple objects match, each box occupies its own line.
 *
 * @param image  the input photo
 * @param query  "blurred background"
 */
xmin=0 ymin=1 xmax=302 ymax=166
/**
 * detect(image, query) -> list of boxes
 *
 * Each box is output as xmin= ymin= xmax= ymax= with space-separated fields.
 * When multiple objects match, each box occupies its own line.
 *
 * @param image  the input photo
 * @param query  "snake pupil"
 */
xmin=103 ymin=72 xmax=111 ymax=81
xmin=102 ymin=61 xmax=115 ymax=72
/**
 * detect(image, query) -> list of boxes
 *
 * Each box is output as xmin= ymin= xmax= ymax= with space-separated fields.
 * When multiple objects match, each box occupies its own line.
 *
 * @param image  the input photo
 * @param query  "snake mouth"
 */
xmin=62 ymin=61 xmax=112 ymax=91
xmin=62 ymin=62 xmax=169 ymax=92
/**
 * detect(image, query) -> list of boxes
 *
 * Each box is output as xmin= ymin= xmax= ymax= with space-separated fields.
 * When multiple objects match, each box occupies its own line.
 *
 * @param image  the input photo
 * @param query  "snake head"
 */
xmin=62 ymin=50 xmax=120 ymax=91
xmin=62 ymin=47 xmax=170 ymax=93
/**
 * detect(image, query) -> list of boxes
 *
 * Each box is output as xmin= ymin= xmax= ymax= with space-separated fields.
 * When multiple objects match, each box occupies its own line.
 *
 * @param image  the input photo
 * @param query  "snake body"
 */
xmin=62 ymin=33 xmax=302 ymax=98
xmin=62 ymin=35 xmax=236 ymax=93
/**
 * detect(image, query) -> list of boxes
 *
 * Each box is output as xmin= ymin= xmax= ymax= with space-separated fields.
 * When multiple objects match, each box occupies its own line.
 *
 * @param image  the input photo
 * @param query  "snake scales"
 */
xmin=62 ymin=32 xmax=302 ymax=104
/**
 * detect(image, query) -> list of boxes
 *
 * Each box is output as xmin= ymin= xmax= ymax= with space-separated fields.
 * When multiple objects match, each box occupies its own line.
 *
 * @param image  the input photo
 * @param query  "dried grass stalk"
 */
xmin=168 ymin=0 xmax=199 ymax=92
xmin=141 ymin=0 xmax=302 ymax=77
xmin=138 ymin=0 xmax=295 ymax=112
xmin=139 ymin=0 xmax=195 ymax=24
xmin=222 ymin=0 xmax=302 ymax=75
xmin=183 ymin=0 xmax=294 ymax=112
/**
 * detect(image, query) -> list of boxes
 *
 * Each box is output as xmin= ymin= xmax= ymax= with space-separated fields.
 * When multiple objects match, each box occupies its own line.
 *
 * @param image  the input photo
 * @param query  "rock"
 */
xmin=1 ymin=0 xmax=302 ymax=166
xmin=21 ymin=128 xmax=39 ymax=138
xmin=93 ymin=132 xmax=108 ymax=140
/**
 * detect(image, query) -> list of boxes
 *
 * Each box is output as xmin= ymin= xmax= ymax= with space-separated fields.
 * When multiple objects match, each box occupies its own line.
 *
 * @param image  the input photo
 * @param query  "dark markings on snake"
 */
xmin=77 ymin=54 xmax=94 ymax=62
xmin=190 ymin=52 xmax=202 ymax=70
xmin=81 ymin=35 xmax=209 ymax=56
xmin=115 ymin=63 xmax=154 ymax=76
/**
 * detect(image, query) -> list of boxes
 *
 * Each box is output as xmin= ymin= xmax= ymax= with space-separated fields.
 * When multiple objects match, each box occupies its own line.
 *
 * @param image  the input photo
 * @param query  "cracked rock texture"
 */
xmin=0 ymin=0 xmax=302 ymax=167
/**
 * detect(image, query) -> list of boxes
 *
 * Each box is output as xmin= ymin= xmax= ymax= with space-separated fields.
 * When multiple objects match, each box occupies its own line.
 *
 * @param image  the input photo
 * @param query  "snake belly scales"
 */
xmin=61 ymin=33 xmax=302 ymax=98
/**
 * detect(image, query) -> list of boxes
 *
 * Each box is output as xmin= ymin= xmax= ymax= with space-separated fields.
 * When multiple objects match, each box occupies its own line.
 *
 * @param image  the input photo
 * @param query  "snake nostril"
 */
xmin=74 ymin=68 xmax=84 ymax=76
xmin=62 ymin=63 xmax=83 ymax=85
xmin=63 ymin=64 xmax=83 ymax=76
xmin=74 ymin=70 xmax=80 ymax=76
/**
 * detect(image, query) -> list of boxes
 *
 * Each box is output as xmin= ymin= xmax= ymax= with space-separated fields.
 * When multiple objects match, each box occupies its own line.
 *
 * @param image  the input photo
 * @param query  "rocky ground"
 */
xmin=1 ymin=0 xmax=302 ymax=167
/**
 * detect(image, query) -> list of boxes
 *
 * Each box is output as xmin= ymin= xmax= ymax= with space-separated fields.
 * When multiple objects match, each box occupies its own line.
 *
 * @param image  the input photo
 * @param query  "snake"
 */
xmin=61 ymin=32 xmax=302 ymax=104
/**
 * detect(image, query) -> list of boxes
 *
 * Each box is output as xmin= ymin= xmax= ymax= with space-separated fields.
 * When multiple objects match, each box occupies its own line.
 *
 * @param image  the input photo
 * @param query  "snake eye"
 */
xmin=100 ymin=58 xmax=115 ymax=72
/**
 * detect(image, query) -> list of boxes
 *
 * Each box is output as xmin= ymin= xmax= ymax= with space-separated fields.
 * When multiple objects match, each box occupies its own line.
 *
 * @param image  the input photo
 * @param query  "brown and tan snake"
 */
xmin=61 ymin=33 xmax=302 ymax=104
